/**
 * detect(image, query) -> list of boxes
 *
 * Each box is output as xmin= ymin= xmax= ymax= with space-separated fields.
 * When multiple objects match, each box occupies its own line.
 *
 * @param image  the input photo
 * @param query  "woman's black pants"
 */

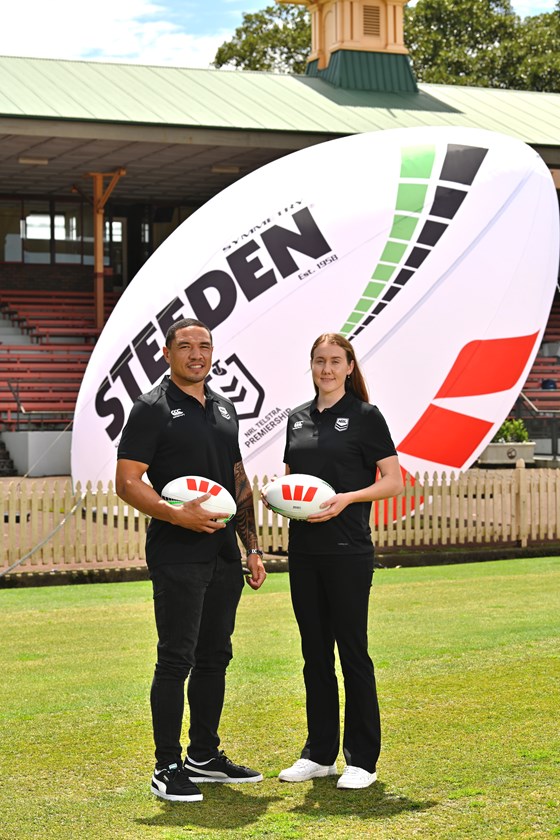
xmin=288 ymin=552 xmax=380 ymax=774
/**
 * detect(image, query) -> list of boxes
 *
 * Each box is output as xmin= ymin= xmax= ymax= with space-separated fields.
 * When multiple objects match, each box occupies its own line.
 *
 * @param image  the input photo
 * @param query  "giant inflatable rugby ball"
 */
xmin=161 ymin=476 xmax=236 ymax=522
xmin=262 ymin=474 xmax=335 ymax=520
xmin=72 ymin=126 xmax=559 ymax=488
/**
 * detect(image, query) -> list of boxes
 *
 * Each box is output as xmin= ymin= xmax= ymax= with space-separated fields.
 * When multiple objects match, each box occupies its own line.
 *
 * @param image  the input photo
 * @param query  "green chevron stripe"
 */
xmin=340 ymin=144 xmax=436 ymax=336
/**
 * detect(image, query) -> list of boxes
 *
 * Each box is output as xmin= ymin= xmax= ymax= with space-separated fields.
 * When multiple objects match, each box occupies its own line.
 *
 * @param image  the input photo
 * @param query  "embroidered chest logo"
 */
xmin=335 ymin=417 xmax=349 ymax=432
xmin=293 ymin=420 xmax=303 ymax=430
xmin=218 ymin=405 xmax=231 ymax=420
xmin=171 ymin=409 xmax=185 ymax=419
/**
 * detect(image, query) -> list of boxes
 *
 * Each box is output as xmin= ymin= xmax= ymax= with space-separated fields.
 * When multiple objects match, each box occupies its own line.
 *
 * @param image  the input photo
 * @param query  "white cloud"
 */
xmin=0 ymin=0 xmax=231 ymax=68
xmin=88 ymin=32 xmax=230 ymax=69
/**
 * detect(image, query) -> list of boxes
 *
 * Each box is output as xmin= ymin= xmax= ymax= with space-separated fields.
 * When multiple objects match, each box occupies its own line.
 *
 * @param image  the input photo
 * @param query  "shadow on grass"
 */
xmin=291 ymin=778 xmax=437 ymax=819
xmin=135 ymin=779 xmax=436 ymax=832
xmin=136 ymin=785 xmax=283 ymax=831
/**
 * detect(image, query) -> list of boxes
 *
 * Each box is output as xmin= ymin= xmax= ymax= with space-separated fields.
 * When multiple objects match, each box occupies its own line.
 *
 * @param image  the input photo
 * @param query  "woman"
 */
xmin=268 ymin=332 xmax=403 ymax=790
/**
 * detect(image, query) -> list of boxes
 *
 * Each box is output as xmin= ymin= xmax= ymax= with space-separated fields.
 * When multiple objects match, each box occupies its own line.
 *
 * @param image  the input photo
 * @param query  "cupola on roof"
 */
xmin=277 ymin=0 xmax=417 ymax=92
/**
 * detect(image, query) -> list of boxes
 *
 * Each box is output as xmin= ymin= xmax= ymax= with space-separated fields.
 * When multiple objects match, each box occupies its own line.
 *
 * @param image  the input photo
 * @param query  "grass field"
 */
xmin=0 ymin=557 xmax=559 ymax=840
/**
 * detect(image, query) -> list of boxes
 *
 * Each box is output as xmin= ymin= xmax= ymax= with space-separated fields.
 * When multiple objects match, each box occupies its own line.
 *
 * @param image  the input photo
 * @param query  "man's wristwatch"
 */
xmin=246 ymin=548 xmax=264 ymax=558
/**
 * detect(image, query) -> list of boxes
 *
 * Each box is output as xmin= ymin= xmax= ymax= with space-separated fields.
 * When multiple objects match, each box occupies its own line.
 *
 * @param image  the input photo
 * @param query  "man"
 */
xmin=116 ymin=317 xmax=266 ymax=803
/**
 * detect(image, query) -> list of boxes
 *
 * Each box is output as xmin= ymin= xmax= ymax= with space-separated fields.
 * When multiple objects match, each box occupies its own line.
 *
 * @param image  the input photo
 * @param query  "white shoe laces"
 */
xmin=293 ymin=759 xmax=315 ymax=770
xmin=342 ymin=765 xmax=368 ymax=777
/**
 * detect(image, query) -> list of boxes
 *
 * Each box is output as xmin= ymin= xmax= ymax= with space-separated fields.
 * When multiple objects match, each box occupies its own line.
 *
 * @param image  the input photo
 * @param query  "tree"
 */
xmin=505 ymin=9 xmax=560 ymax=92
xmin=404 ymin=0 xmax=518 ymax=88
xmin=404 ymin=0 xmax=560 ymax=92
xmin=213 ymin=4 xmax=311 ymax=74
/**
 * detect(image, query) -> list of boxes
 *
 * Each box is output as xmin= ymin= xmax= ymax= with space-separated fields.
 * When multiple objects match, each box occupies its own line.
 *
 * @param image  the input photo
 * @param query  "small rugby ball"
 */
xmin=161 ymin=475 xmax=236 ymax=522
xmin=262 ymin=473 xmax=334 ymax=521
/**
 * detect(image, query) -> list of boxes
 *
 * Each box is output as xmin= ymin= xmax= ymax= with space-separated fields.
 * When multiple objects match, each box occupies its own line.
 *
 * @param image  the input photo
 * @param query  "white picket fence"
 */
xmin=2 ymin=463 xmax=560 ymax=575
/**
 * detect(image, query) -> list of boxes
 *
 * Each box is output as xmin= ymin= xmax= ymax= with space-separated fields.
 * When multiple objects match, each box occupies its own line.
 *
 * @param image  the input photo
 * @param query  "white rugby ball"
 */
xmin=161 ymin=475 xmax=236 ymax=522
xmin=263 ymin=473 xmax=334 ymax=521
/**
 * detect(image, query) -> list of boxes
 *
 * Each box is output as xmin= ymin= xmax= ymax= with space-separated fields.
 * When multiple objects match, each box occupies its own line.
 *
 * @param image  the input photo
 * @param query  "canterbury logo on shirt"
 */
xmin=171 ymin=409 xmax=185 ymax=418
xmin=293 ymin=421 xmax=303 ymax=430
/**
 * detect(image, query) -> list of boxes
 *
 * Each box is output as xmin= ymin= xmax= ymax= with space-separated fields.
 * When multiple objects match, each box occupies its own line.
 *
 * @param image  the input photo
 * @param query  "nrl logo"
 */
xmin=207 ymin=354 xmax=265 ymax=421
xmin=218 ymin=405 xmax=231 ymax=420
xmin=335 ymin=417 xmax=349 ymax=432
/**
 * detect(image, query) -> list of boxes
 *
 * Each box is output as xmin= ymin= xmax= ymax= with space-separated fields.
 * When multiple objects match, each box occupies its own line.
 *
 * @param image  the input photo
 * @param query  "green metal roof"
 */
xmin=0 ymin=55 xmax=559 ymax=146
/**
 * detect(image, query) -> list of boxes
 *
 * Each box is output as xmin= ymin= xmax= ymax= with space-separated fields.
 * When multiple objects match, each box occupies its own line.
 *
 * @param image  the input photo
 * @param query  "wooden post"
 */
xmin=88 ymin=168 xmax=126 ymax=331
xmin=92 ymin=173 xmax=104 ymax=332
xmin=516 ymin=459 xmax=528 ymax=547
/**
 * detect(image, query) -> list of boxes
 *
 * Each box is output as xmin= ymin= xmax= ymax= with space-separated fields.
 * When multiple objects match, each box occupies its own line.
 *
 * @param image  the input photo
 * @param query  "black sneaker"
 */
xmin=151 ymin=762 xmax=203 ymax=802
xmin=183 ymin=750 xmax=263 ymax=783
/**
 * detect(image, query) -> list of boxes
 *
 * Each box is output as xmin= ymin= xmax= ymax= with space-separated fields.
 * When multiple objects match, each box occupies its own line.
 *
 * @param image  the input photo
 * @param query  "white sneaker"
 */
xmin=336 ymin=765 xmax=377 ymax=789
xmin=279 ymin=758 xmax=338 ymax=782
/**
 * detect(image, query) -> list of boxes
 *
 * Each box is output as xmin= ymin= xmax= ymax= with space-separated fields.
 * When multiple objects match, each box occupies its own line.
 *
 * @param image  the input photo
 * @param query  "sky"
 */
xmin=0 ymin=0 xmax=556 ymax=69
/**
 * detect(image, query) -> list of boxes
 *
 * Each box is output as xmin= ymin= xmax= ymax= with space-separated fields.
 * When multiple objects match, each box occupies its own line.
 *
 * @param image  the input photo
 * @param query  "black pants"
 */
xmin=288 ymin=552 xmax=380 ymax=774
xmin=149 ymin=557 xmax=244 ymax=768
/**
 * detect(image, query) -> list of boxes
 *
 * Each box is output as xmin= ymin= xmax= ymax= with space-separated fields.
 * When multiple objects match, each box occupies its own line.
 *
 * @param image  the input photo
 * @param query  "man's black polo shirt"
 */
xmin=283 ymin=391 xmax=397 ymax=556
xmin=117 ymin=376 xmax=241 ymax=568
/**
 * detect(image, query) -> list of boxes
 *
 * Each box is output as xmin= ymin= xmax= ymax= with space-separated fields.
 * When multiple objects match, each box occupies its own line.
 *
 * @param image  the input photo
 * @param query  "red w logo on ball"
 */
xmin=185 ymin=478 xmax=223 ymax=496
xmin=281 ymin=484 xmax=318 ymax=503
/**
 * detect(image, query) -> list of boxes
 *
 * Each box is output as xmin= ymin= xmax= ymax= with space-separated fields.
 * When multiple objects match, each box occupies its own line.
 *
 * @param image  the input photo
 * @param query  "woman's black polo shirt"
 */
xmin=283 ymin=391 xmax=397 ymax=556
xmin=117 ymin=376 xmax=242 ymax=568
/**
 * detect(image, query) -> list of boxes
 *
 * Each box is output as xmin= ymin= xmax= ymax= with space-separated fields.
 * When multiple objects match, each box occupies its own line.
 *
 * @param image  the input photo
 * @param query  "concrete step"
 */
xmin=0 ymin=314 xmax=33 ymax=345
xmin=0 ymin=334 xmax=34 ymax=345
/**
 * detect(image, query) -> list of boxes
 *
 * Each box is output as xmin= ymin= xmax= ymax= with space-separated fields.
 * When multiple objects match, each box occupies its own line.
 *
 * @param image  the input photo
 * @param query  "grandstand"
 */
xmin=0 ymin=289 xmax=121 ymax=475
xmin=510 ymin=292 xmax=560 ymax=460
xmin=514 ymin=292 xmax=560 ymax=413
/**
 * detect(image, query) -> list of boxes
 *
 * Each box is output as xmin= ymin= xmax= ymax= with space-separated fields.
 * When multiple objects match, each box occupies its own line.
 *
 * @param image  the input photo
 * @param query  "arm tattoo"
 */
xmin=233 ymin=461 xmax=258 ymax=551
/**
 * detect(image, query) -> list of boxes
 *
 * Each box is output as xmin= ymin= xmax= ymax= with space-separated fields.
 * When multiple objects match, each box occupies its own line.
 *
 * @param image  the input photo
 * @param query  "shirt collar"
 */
xmin=163 ymin=375 xmax=216 ymax=404
xmin=310 ymin=390 xmax=354 ymax=416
